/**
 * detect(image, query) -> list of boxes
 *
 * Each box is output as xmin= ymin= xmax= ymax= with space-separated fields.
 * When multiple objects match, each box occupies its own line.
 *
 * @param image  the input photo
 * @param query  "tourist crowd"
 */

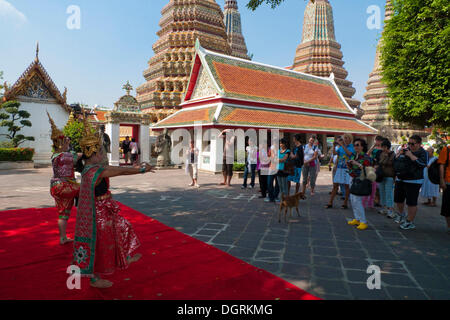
xmin=185 ymin=130 xmax=449 ymax=233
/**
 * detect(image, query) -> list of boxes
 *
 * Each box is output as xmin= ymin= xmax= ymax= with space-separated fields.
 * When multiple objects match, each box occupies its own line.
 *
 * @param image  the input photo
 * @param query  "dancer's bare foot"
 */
xmin=128 ymin=253 xmax=142 ymax=264
xmin=60 ymin=237 xmax=74 ymax=245
xmin=90 ymin=279 xmax=113 ymax=289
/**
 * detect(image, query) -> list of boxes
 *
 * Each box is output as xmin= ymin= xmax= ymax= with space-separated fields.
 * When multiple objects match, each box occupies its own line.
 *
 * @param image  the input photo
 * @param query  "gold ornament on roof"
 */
xmin=47 ymin=111 xmax=64 ymax=142
xmin=79 ymin=109 xmax=101 ymax=158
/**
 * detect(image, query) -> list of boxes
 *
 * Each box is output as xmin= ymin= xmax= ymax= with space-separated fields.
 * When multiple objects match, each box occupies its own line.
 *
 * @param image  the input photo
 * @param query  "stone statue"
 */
xmin=155 ymin=128 xmax=171 ymax=167
xmin=100 ymin=125 xmax=111 ymax=166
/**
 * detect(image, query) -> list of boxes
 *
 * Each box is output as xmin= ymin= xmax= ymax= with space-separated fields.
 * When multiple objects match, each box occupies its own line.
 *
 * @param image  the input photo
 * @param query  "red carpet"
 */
xmin=0 ymin=203 xmax=319 ymax=300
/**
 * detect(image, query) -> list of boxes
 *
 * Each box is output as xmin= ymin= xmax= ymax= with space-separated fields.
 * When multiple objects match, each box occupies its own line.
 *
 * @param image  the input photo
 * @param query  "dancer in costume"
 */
xmin=73 ymin=115 xmax=154 ymax=288
xmin=47 ymin=112 xmax=81 ymax=245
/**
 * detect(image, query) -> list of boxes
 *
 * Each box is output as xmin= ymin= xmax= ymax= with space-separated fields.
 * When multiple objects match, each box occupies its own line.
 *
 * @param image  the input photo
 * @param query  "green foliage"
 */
xmin=233 ymin=162 xmax=246 ymax=171
xmin=0 ymin=100 xmax=35 ymax=147
xmin=246 ymin=0 xmax=285 ymax=10
xmin=63 ymin=119 xmax=85 ymax=153
xmin=246 ymin=0 xmax=311 ymax=10
xmin=380 ymin=0 xmax=450 ymax=129
xmin=0 ymin=148 xmax=34 ymax=161
xmin=0 ymin=140 xmax=15 ymax=148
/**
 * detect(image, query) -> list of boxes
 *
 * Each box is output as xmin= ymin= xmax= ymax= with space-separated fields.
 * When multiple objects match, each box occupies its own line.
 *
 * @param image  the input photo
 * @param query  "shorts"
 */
xmin=441 ymin=185 xmax=450 ymax=217
xmin=287 ymin=167 xmax=302 ymax=184
xmin=394 ymin=180 xmax=422 ymax=207
xmin=222 ymin=162 xmax=233 ymax=177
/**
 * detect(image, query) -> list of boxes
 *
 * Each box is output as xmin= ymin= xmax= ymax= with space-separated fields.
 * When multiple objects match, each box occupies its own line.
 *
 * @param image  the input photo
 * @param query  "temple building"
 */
xmin=224 ymin=0 xmax=251 ymax=60
xmin=361 ymin=0 xmax=427 ymax=142
xmin=154 ymin=42 xmax=377 ymax=173
xmin=136 ymin=0 xmax=232 ymax=124
xmin=1 ymin=45 xmax=71 ymax=164
xmin=291 ymin=0 xmax=361 ymax=113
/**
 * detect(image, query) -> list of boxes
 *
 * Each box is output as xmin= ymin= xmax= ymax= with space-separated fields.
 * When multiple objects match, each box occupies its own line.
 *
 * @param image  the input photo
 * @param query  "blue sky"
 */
xmin=1 ymin=0 xmax=387 ymax=108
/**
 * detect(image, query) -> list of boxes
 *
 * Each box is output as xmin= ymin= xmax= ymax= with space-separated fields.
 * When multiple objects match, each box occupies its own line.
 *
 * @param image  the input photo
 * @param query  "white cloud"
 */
xmin=0 ymin=0 xmax=27 ymax=26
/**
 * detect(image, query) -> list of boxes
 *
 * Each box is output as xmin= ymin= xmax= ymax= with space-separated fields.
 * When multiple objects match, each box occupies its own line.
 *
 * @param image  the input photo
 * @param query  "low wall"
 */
xmin=0 ymin=161 xmax=34 ymax=170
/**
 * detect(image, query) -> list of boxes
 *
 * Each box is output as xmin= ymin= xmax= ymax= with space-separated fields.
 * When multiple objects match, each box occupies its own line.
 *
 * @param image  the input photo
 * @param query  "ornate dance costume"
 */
xmin=50 ymin=151 xmax=80 ymax=220
xmin=73 ymin=165 xmax=140 ymax=277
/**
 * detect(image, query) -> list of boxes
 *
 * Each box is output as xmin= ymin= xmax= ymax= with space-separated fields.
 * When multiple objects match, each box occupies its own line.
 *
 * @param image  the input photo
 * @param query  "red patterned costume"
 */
xmin=50 ymin=151 xmax=80 ymax=220
xmin=73 ymin=165 xmax=140 ymax=277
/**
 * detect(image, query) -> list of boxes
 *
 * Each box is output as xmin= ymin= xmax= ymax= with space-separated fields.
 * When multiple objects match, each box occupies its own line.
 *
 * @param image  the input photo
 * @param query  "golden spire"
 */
xmin=47 ymin=111 xmax=64 ymax=146
xmin=79 ymin=109 xmax=101 ymax=158
xmin=35 ymin=42 xmax=39 ymax=62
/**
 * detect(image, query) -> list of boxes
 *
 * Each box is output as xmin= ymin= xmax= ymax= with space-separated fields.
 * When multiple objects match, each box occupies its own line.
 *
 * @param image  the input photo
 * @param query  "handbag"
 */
xmin=375 ymin=166 xmax=384 ymax=183
xmin=350 ymin=167 xmax=372 ymax=196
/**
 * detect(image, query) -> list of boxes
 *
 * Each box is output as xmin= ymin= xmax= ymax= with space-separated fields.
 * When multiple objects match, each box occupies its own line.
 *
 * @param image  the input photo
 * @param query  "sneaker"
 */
xmin=188 ymin=182 xmax=194 ymax=187
xmin=357 ymin=222 xmax=369 ymax=230
xmin=195 ymin=184 xmax=200 ymax=188
xmin=400 ymin=220 xmax=416 ymax=230
xmin=386 ymin=211 xmax=396 ymax=219
xmin=377 ymin=209 xmax=386 ymax=215
xmin=394 ymin=213 xmax=406 ymax=224
xmin=347 ymin=219 xmax=360 ymax=226
xmin=241 ymin=185 xmax=247 ymax=189
xmin=264 ymin=198 xmax=272 ymax=203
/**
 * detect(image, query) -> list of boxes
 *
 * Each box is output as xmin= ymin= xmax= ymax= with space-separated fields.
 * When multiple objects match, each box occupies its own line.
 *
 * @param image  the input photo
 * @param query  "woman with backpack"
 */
xmin=378 ymin=139 xmax=396 ymax=218
xmin=420 ymin=147 xmax=439 ymax=207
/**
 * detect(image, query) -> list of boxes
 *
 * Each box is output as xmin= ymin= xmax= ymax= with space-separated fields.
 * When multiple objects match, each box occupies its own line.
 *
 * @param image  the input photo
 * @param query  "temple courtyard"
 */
xmin=1 ymin=167 xmax=449 ymax=300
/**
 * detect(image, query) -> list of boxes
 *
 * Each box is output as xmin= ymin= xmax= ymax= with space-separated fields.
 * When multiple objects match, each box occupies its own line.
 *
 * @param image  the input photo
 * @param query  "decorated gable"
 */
xmin=16 ymin=73 xmax=54 ymax=100
xmin=190 ymin=65 xmax=219 ymax=101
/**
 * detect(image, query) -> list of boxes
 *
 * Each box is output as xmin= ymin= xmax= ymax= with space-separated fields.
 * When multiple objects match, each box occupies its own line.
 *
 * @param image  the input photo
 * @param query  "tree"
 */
xmin=0 ymin=100 xmax=35 ymax=147
xmin=381 ymin=0 xmax=450 ymax=130
xmin=63 ymin=118 xmax=85 ymax=153
xmin=247 ymin=0 xmax=312 ymax=11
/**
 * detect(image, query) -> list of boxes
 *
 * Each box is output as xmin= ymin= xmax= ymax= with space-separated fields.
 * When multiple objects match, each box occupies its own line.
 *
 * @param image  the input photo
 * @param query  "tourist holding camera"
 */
xmin=393 ymin=135 xmax=428 ymax=230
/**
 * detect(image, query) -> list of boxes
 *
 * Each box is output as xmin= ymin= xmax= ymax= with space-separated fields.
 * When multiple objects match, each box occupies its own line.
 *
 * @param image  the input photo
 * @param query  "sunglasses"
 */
xmin=408 ymin=142 xmax=416 ymax=146
xmin=354 ymin=144 xmax=362 ymax=147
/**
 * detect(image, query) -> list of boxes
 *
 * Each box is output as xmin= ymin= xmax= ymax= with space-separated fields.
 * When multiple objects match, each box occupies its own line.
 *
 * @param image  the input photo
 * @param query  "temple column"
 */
xmin=106 ymin=122 xmax=120 ymax=166
xmin=321 ymin=134 xmax=328 ymax=156
xmin=139 ymin=124 xmax=150 ymax=163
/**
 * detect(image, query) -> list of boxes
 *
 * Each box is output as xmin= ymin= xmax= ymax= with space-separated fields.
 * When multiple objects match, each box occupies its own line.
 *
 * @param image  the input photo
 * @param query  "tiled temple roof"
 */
xmin=155 ymin=104 xmax=376 ymax=135
xmin=185 ymin=44 xmax=356 ymax=116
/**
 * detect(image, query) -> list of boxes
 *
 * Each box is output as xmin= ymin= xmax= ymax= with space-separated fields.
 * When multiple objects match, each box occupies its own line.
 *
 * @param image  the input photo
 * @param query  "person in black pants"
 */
xmin=258 ymin=142 xmax=270 ymax=198
xmin=287 ymin=134 xmax=304 ymax=195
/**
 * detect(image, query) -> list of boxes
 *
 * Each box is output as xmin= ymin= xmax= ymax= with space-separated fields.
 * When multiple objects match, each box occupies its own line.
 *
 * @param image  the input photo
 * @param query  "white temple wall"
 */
xmin=0 ymin=100 xmax=69 ymax=164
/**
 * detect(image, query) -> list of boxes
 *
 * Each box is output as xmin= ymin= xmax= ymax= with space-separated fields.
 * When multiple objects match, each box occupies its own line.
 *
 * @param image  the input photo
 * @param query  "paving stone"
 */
xmin=281 ymin=263 xmax=312 ymax=278
xmin=313 ymin=265 xmax=344 ymax=280
xmin=367 ymin=250 xmax=398 ymax=261
xmin=283 ymin=253 xmax=311 ymax=265
xmin=341 ymin=258 xmax=371 ymax=271
xmin=312 ymin=246 xmax=338 ymax=257
xmin=336 ymin=240 xmax=362 ymax=249
xmin=263 ymin=234 xmax=286 ymax=243
xmin=251 ymin=261 xmax=280 ymax=273
xmin=312 ymin=239 xmax=335 ymax=247
xmin=348 ymin=284 xmax=390 ymax=300
xmin=255 ymin=250 xmax=282 ymax=260
xmin=310 ymin=279 xmax=350 ymax=296
xmin=338 ymin=248 xmax=368 ymax=259
xmin=380 ymin=273 xmax=418 ymax=288
xmin=346 ymin=270 xmax=370 ymax=283
xmin=413 ymin=275 xmax=450 ymax=291
xmin=260 ymin=241 xmax=285 ymax=251
xmin=312 ymin=256 xmax=341 ymax=268
xmin=385 ymin=287 xmax=428 ymax=300
xmin=228 ymin=247 xmax=256 ymax=258
xmin=423 ymin=289 xmax=450 ymax=300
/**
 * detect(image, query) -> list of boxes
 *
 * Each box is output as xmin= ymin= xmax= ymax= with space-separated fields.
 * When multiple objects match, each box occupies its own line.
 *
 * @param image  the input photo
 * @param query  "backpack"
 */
xmin=393 ymin=155 xmax=412 ymax=180
xmin=428 ymin=147 xmax=449 ymax=184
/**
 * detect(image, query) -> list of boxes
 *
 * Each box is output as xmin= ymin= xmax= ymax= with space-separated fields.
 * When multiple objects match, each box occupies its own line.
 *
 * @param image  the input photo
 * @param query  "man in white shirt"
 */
xmin=242 ymin=138 xmax=258 ymax=189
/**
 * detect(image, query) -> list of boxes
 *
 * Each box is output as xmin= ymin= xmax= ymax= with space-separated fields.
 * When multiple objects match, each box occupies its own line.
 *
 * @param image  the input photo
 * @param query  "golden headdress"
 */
xmin=79 ymin=109 xmax=101 ymax=158
xmin=47 ymin=111 xmax=65 ymax=143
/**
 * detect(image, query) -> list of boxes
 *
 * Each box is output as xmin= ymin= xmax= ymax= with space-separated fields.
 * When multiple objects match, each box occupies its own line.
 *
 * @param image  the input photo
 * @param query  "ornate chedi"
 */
xmin=361 ymin=1 xmax=426 ymax=142
xmin=224 ymin=0 xmax=250 ymax=60
xmin=291 ymin=0 xmax=361 ymax=111
xmin=136 ymin=0 xmax=232 ymax=123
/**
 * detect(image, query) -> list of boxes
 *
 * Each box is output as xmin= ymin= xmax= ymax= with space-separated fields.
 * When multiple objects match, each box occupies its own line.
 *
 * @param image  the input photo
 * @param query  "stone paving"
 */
xmin=1 ymin=167 xmax=449 ymax=300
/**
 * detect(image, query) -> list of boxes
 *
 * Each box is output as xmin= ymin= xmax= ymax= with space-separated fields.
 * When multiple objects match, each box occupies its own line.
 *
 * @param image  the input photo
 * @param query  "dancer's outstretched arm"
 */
xmin=100 ymin=163 xmax=155 ymax=179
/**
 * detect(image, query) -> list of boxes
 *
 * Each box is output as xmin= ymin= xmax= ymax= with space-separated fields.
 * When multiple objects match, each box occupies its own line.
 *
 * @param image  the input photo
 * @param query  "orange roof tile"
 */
xmin=155 ymin=107 xmax=214 ymax=127
xmin=218 ymin=106 xmax=374 ymax=133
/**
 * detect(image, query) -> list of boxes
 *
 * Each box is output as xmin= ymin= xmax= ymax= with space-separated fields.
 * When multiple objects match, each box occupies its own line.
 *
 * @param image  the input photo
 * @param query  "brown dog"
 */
xmin=279 ymin=192 xmax=307 ymax=223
